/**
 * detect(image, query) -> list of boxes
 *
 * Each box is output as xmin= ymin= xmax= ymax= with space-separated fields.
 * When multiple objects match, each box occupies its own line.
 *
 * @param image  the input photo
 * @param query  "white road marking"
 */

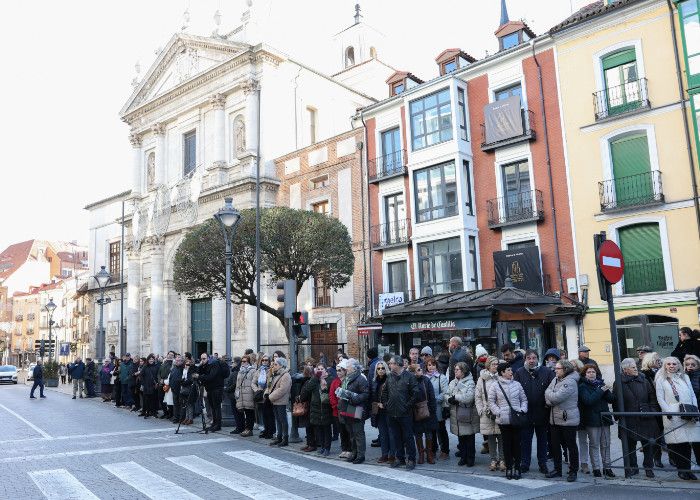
xmin=167 ymin=455 xmax=306 ymax=500
xmin=300 ymin=452 xmax=502 ymax=499
xmin=0 ymin=437 xmax=230 ymax=463
xmin=103 ymin=461 xmax=202 ymax=500
xmin=0 ymin=427 xmax=174 ymax=445
xmin=29 ymin=469 xmax=99 ymax=500
xmin=0 ymin=402 xmax=52 ymax=439
xmin=225 ymin=450 xmax=415 ymax=500
xmin=471 ymin=473 xmax=553 ymax=490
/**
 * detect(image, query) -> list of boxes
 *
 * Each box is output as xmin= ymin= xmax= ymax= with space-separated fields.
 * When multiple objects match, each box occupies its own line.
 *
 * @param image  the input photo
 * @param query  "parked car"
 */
xmin=0 ymin=365 xmax=18 ymax=384
xmin=26 ymin=363 xmax=36 ymax=381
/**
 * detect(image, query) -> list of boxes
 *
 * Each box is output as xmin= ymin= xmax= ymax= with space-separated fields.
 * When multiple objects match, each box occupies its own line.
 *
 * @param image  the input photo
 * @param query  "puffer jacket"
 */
xmin=578 ymin=378 xmax=614 ymax=427
xmin=339 ymin=370 xmax=369 ymax=420
xmin=267 ymin=367 xmax=292 ymax=406
xmin=235 ymin=365 xmax=256 ymax=410
xmin=655 ymin=372 xmax=700 ymax=444
xmin=545 ymin=370 xmax=580 ymax=426
xmin=119 ymin=359 xmax=134 ymax=386
xmin=488 ymin=376 xmax=528 ymax=426
xmin=381 ymin=369 xmax=418 ymax=418
xmin=448 ymin=376 xmax=480 ymax=436
xmin=474 ymin=369 xmax=500 ymax=435
xmin=427 ymin=371 xmax=449 ymax=421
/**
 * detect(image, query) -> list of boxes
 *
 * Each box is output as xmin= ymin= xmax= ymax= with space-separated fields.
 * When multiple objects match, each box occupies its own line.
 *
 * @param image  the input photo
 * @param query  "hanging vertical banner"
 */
xmin=493 ymin=246 xmax=544 ymax=293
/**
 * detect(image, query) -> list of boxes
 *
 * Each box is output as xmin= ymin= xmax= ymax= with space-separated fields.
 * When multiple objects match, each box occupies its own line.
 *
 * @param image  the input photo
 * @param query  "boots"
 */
xmin=415 ymin=436 xmax=425 ymax=465
xmin=513 ymin=467 xmax=521 ymax=480
xmin=425 ymin=436 xmax=435 ymax=464
xmin=506 ymin=467 xmax=513 ymax=480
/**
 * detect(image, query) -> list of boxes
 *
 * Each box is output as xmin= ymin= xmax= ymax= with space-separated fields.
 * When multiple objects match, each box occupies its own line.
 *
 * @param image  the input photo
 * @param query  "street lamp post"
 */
xmin=45 ymin=298 xmax=56 ymax=363
xmin=213 ymin=197 xmax=242 ymax=359
xmin=94 ymin=266 xmax=111 ymax=361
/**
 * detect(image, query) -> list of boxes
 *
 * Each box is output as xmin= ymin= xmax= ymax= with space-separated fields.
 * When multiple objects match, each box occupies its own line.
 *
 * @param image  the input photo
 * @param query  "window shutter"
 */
xmin=611 ymin=133 xmax=653 ymax=205
xmin=602 ymin=48 xmax=636 ymax=70
xmin=618 ymin=223 xmax=666 ymax=293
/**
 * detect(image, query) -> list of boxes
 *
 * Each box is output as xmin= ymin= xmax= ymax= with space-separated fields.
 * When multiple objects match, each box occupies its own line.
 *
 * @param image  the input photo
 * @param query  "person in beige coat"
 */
xmin=447 ymin=361 xmax=479 ymax=467
xmin=267 ymin=357 xmax=292 ymax=447
xmin=475 ymin=356 xmax=504 ymax=471
xmin=235 ymin=355 xmax=256 ymax=436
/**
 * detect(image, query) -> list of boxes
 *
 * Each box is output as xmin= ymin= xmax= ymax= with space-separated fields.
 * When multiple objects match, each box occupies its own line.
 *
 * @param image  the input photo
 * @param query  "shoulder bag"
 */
xmin=669 ymin=377 xmax=700 ymax=421
xmin=292 ymin=396 xmax=309 ymax=417
xmin=497 ymin=381 xmax=528 ymax=428
xmin=413 ymin=380 xmax=430 ymax=421
xmin=371 ymin=383 xmax=384 ymax=416
xmin=483 ymin=378 xmax=496 ymax=421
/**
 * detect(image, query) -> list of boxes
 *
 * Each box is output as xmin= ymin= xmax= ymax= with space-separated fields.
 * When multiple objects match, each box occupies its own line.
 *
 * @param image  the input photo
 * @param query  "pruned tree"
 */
xmin=173 ymin=207 xmax=354 ymax=330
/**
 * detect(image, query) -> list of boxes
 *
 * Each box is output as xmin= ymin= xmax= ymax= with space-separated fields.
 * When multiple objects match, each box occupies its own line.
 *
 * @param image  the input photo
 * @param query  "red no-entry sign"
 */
xmin=598 ymin=240 xmax=625 ymax=284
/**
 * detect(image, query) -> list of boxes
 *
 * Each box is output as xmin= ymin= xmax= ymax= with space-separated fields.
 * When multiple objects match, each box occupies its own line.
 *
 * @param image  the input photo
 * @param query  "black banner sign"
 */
xmin=494 ymin=246 xmax=543 ymax=293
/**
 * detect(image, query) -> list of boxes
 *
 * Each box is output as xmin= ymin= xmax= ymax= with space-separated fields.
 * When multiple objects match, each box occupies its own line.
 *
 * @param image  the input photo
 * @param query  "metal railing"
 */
xmin=593 ymin=78 xmax=650 ymax=121
xmin=313 ymin=286 xmax=331 ymax=308
xmin=599 ymin=170 xmax=663 ymax=212
xmin=487 ymin=189 xmax=544 ymax=228
xmin=370 ymin=218 xmax=411 ymax=248
xmin=368 ymin=149 xmax=407 ymax=182
xmin=623 ymin=258 xmax=666 ymax=294
xmin=480 ymin=109 xmax=536 ymax=150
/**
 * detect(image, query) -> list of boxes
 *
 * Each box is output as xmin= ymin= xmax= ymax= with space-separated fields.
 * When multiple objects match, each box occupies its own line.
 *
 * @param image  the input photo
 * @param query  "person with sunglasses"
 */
xmin=235 ymin=355 xmax=256 ymax=436
xmin=253 ymin=354 xmax=276 ymax=439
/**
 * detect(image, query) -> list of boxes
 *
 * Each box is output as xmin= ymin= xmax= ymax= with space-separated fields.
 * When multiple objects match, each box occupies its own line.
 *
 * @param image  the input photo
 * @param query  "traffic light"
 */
xmin=276 ymin=280 xmax=296 ymax=319
xmin=292 ymin=311 xmax=310 ymax=340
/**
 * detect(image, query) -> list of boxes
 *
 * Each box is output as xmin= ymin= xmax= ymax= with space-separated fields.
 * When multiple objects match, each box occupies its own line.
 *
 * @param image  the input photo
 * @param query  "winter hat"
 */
xmin=475 ymin=344 xmax=488 ymax=358
xmin=420 ymin=346 xmax=433 ymax=356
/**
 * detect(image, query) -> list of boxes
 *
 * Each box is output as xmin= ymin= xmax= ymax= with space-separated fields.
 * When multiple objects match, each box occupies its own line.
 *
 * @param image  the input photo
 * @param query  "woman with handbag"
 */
xmin=488 ymin=362 xmax=528 ymax=480
xmin=305 ymin=363 xmax=333 ymax=456
xmin=448 ymin=361 xmax=479 ymax=467
xmin=408 ymin=364 xmax=437 ymax=464
xmin=578 ymin=363 xmax=615 ymax=478
xmin=655 ymin=356 xmax=700 ymax=480
xmin=235 ymin=355 xmax=256 ymax=436
xmin=426 ymin=357 xmax=450 ymax=460
xmin=252 ymin=354 xmax=276 ymax=439
xmin=545 ymin=359 xmax=580 ymax=482
xmin=475 ymin=356 xmax=504 ymax=471
xmin=268 ymin=357 xmax=292 ymax=447
xmin=331 ymin=360 xmax=352 ymax=459
xmin=372 ymin=360 xmax=394 ymax=463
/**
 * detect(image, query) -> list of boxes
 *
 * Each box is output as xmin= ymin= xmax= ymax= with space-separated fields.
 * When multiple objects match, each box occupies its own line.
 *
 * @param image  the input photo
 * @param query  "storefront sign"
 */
xmin=378 ymin=292 xmax=406 ymax=314
xmin=410 ymin=320 xmax=456 ymax=331
xmin=494 ymin=246 xmax=544 ymax=293
xmin=382 ymin=316 xmax=491 ymax=334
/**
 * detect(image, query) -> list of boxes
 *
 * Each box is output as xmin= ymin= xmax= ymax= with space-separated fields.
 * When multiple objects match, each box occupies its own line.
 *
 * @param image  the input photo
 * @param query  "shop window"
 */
xmin=418 ymin=237 xmax=463 ymax=296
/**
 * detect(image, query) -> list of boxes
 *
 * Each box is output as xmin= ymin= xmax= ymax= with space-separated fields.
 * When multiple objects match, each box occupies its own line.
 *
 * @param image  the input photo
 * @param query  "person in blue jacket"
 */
xmin=68 ymin=357 xmax=86 ymax=399
xmin=29 ymin=359 xmax=45 ymax=399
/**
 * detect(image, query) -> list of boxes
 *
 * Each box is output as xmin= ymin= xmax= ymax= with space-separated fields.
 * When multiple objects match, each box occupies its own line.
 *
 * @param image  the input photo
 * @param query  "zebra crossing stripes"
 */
xmin=225 ymin=450 xmax=416 ymax=500
xmin=28 ymin=469 xmax=99 ymax=500
xmin=102 ymin=461 xmax=203 ymax=500
xmin=299 ymin=452 xmax=503 ymax=499
xmin=167 ymin=455 xmax=307 ymax=500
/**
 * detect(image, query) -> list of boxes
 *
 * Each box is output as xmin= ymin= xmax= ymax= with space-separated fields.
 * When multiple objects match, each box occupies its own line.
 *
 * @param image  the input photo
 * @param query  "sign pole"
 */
xmin=594 ymin=232 xmax=631 ymax=474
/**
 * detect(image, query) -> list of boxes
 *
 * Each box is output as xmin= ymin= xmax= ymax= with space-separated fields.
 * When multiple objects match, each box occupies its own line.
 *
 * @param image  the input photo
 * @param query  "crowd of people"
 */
xmin=60 ymin=326 xmax=700 ymax=482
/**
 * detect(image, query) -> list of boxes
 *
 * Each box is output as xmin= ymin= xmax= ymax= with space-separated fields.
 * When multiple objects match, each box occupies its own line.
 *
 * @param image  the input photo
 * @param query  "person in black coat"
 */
xmin=382 ymin=354 xmax=419 ymax=469
xmin=514 ymin=349 xmax=555 ymax=474
xmin=671 ymin=327 xmax=700 ymax=363
xmin=448 ymin=337 xmax=474 ymax=380
xmin=224 ymin=357 xmax=243 ymax=433
xmin=29 ymin=359 xmax=45 ymax=399
xmin=178 ymin=357 xmax=197 ymax=424
xmin=169 ymin=356 xmax=185 ymax=424
xmin=501 ymin=343 xmax=524 ymax=373
xmin=195 ymin=352 xmax=225 ymax=432
xmin=408 ymin=364 xmax=437 ymax=465
xmin=140 ymin=354 xmax=160 ymax=418
xmin=337 ymin=359 xmax=369 ymax=464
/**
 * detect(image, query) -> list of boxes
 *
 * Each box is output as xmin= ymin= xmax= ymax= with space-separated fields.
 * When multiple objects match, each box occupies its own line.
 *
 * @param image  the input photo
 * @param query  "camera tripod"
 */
xmin=175 ymin=380 xmax=208 ymax=435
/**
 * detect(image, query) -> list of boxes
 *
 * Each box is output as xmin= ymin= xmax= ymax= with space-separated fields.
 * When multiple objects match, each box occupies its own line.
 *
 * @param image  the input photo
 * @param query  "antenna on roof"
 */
xmin=354 ymin=3 xmax=362 ymax=25
xmin=500 ymin=0 xmax=510 ymax=26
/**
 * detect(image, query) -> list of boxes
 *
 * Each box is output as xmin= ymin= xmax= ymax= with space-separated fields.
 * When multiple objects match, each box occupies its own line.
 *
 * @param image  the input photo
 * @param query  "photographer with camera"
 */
xmin=194 ymin=352 xmax=226 ymax=432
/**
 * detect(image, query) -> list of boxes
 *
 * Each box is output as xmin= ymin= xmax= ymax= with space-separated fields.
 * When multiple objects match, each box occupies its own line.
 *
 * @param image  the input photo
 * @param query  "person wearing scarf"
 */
xmin=578 ymin=364 xmax=614 ymax=478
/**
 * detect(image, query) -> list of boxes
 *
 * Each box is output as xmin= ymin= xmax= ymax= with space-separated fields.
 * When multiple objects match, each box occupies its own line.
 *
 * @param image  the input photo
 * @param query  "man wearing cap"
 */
xmin=578 ymin=346 xmax=598 ymax=367
xmin=635 ymin=346 xmax=653 ymax=370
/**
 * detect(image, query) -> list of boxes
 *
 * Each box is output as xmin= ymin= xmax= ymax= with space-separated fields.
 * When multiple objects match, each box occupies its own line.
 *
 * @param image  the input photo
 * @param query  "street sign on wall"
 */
xmin=378 ymin=292 xmax=405 ymax=314
xmin=597 ymin=240 xmax=625 ymax=284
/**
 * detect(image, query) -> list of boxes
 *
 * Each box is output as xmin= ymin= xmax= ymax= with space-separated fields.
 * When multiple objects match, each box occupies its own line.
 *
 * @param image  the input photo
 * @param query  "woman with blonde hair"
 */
xmin=655 ymin=356 xmax=700 ymax=480
xmin=371 ymin=360 xmax=394 ymax=463
xmin=641 ymin=351 xmax=665 ymax=468
xmin=475 ymin=356 xmax=504 ymax=471
xmin=448 ymin=361 xmax=480 ymax=467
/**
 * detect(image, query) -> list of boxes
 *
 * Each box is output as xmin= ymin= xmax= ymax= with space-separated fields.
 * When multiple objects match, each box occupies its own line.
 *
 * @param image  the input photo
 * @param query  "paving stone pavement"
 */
xmin=0 ymin=382 xmax=698 ymax=499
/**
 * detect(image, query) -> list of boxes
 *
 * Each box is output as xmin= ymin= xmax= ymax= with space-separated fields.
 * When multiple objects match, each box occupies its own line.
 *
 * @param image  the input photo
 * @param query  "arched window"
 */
xmin=370 ymin=46 xmax=377 ymax=59
xmin=345 ymin=46 xmax=355 ymax=68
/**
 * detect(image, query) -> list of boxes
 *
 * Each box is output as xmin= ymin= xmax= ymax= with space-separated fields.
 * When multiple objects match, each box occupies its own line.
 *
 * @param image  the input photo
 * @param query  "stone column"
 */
xmin=243 ymin=79 xmax=260 ymax=155
xmin=126 ymin=247 xmax=141 ymax=355
xmin=152 ymin=123 xmax=166 ymax=186
xmin=211 ymin=297 xmax=226 ymax=356
xmin=149 ymin=237 xmax=165 ymax=356
xmin=129 ymin=133 xmax=142 ymax=197
xmin=211 ymin=93 xmax=226 ymax=166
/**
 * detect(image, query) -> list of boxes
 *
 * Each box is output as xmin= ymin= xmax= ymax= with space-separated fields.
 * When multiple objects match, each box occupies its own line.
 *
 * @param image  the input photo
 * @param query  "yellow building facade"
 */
xmin=551 ymin=0 xmax=700 ymax=369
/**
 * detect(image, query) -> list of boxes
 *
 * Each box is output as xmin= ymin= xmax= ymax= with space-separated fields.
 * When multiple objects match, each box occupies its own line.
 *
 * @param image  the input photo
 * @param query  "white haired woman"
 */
xmin=545 ymin=359 xmax=580 ymax=482
xmin=655 ymin=356 xmax=700 ymax=480
xmin=641 ymin=352 xmax=665 ymax=468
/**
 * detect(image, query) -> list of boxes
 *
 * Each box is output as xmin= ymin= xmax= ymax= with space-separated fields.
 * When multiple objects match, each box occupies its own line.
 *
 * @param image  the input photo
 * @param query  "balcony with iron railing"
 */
xmin=370 ymin=218 xmax=411 ymax=249
xmin=599 ymin=170 xmax=663 ymax=212
xmin=481 ymin=109 xmax=536 ymax=151
xmin=313 ymin=286 xmax=331 ymax=308
xmin=622 ymin=258 xmax=666 ymax=295
xmin=27 ymin=313 xmax=35 ymax=321
xmin=368 ymin=150 xmax=407 ymax=183
xmin=593 ymin=78 xmax=650 ymax=121
xmin=487 ymin=190 xmax=544 ymax=229
xmin=14 ymin=314 xmax=23 ymax=322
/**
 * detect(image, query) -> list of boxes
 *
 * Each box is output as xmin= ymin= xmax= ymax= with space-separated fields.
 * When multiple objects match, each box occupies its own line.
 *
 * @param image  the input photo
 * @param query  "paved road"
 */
xmin=0 ymin=383 xmax=697 ymax=499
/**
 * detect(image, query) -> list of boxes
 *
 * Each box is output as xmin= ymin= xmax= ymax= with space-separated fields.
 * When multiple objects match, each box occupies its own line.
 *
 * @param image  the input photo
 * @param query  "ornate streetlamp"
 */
xmin=94 ymin=266 xmax=111 ymax=360
xmin=44 ymin=298 xmax=56 ymax=362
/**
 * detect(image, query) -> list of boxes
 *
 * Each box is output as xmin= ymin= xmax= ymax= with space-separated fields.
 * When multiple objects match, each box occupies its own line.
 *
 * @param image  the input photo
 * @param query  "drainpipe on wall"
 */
xmin=360 ymin=110 xmax=374 ymax=319
xmin=350 ymin=113 xmax=370 ymax=321
xmin=666 ymin=0 xmax=700 ymax=239
xmin=531 ymin=39 xmax=565 ymax=294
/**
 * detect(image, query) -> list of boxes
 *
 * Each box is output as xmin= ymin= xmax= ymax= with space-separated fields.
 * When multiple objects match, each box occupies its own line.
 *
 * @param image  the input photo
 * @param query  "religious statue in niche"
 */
xmin=146 ymin=152 xmax=155 ymax=189
xmin=234 ymin=116 xmax=246 ymax=157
